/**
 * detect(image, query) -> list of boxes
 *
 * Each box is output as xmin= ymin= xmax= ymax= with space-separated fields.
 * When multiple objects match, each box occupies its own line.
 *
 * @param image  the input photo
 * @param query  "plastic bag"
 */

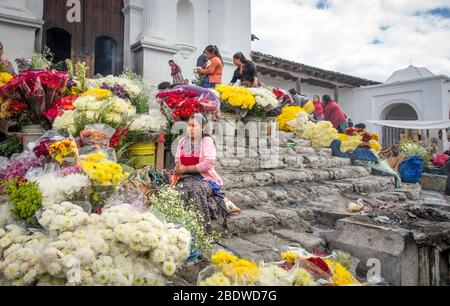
xmin=80 ymin=124 xmax=115 ymax=148
xmin=47 ymin=137 xmax=79 ymax=166
xmin=399 ymin=156 xmax=424 ymax=184
xmin=103 ymin=187 xmax=148 ymax=213
xmin=256 ymin=261 xmax=298 ymax=286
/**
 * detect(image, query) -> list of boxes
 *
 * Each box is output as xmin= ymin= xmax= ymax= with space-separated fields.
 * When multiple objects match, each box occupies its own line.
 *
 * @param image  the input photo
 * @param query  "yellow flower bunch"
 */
xmin=325 ymin=259 xmax=359 ymax=286
xmin=302 ymin=101 xmax=315 ymax=114
xmin=369 ymin=140 xmax=381 ymax=151
xmin=340 ymin=135 xmax=363 ymax=153
xmin=210 ymin=251 xmax=259 ymax=285
xmin=276 ymin=106 xmax=306 ymax=132
xmin=222 ymin=259 xmax=260 ymax=285
xmin=281 ymin=251 xmax=299 ymax=264
xmin=80 ymin=152 xmax=127 ymax=186
xmin=216 ymin=85 xmax=256 ymax=110
xmin=0 ymin=72 xmax=13 ymax=87
xmin=294 ymin=268 xmax=318 ymax=286
xmin=303 ymin=121 xmax=339 ymax=148
xmin=211 ymin=250 xmax=239 ymax=265
xmin=199 ymin=272 xmax=232 ymax=286
xmin=81 ymin=88 xmax=112 ymax=100
xmin=48 ymin=139 xmax=79 ymax=165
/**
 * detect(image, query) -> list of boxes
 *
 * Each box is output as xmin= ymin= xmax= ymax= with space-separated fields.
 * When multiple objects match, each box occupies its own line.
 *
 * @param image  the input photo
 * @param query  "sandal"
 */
xmin=226 ymin=201 xmax=241 ymax=215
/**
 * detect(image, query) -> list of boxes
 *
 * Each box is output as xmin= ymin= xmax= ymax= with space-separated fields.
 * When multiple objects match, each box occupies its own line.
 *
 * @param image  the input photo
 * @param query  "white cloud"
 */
xmin=251 ymin=0 xmax=450 ymax=82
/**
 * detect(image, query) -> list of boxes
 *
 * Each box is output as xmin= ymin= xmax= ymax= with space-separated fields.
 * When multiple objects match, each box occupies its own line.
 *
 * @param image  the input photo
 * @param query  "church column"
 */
xmin=141 ymin=0 xmax=164 ymax=41
xmin=209 ymin=0 xmax=229 ymax=57
xmin=123 ymin=0 xmax=144 ymax=68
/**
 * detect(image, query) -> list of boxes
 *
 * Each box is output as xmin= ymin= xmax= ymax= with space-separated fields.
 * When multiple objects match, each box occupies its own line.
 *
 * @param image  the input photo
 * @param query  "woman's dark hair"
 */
xmin=313 ymin=95 xmax=321 ymax=101
xmin=205 ymin=45 xmax=223 ymax=65
xmin=158 ymin=82 xmax=172 ymax=90
xmin=233 ymin=52 xmax=248 ymax=64
xmin=355 ymin=123 xmax=367 ymax=129
xmin=322 ymin=95 xmax=332 ymax=104
xmin=189 ymin=113 xmax=211 ymax=138
xmin=168 ymin=60 xmax=174 ymax=64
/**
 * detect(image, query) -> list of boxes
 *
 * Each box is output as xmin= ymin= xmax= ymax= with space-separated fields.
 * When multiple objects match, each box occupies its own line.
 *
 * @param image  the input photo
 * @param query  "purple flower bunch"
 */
xmin=0 ymin=157 xmax=42 ymax=181
xmin=100 ymin=83 xmax=130 ymax=100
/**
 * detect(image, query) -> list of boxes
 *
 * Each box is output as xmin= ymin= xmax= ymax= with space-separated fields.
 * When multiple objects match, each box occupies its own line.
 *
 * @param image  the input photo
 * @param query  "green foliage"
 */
xmin=149 ymin=187 xmax=220 ymax=253
xmin=398 ymin=141 xmax=431 ymax=166
xmin=0 ymin=135 xmax=23 ymax=158
xmin=120 ymin=68 xmax=150 ymax=114
xmin=30 ymin=46 xmax=54 ymax=70
xmin=3 ymin=179 xmax=42 ymax=222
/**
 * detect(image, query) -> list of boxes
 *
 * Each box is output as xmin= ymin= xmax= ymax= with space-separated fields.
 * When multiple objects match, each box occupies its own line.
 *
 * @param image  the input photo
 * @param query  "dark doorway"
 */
xmin=46 ymin=28 xmax=71 ymax=67
xmin=43 ymin=0 xmax=124 ymax=77
xmin=95 ymin=36 xmax=117 ymax=76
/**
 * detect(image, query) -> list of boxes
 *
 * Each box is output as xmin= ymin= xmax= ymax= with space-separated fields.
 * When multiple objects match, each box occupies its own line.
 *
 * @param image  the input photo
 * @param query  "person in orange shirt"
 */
xmin=196 ymin=45 xmax=223 ymax=89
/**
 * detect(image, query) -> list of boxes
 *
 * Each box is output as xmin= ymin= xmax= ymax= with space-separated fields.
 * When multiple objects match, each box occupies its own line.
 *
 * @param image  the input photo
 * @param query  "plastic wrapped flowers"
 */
xmin=303 ymin=121 xmax=339 ymax=148
xmin=0 ymin=72 xmax=13 ymax=87
xmin=199 ymin=250 xmax=260 ymax=286
xmin=79 ymin=152 xmax=128 ymax=187
xmin=0 ymin=203 xmax=193 ymax=286
xmin=248 ymin=87 xmax=278 ymax=110
xmin=216 ymin=85 xmax=256 ymax=110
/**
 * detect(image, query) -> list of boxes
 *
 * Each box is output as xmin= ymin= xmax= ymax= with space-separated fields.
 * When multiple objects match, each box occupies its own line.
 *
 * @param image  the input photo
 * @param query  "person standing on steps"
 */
xmin=169 ymin=60 xmax=185 ymax=86
xmin=196 ymin=45 xmax=223 ymax=89
xmin=323 ymin=95 xmax=348 ymax=133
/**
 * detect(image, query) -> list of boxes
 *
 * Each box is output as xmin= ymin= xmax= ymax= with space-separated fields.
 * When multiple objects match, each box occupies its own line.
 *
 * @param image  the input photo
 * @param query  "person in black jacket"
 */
xmin=230 ymin=52 xmax=258 ymax=87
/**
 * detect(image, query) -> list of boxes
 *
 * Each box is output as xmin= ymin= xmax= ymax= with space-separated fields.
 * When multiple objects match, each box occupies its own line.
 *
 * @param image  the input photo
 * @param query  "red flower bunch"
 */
xmin=9 ymin=101 xmax=27 ymax=113
xmin=33 ymin=139 xmax=54 ymax=159
xmin=110 ymin=128 xmax=128 ymax=148
xmin=44 ymin=95 xmax=77 ymax=122
xmin=433 ymin=154 xmax=450 ymax=167
xmin=273 ymin=89 xmax=284 ymax=99
xmin=157 ymin=89 xmax=204 ymax=121
xmin=345 ymin=128 xmax=365 ymax=136
xmin=172 ymin=98 xmax=203 ymax=121
xmin=307 ymin=257 xmax=331 ymax=274
xmin=0 ymin=69 xmax=68 ymax=124
xmin=157 ymin=90 xmax=198 ymax=109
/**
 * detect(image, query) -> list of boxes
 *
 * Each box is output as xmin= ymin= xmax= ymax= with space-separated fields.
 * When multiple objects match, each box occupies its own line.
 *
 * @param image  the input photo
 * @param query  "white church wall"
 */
xmin=133 ymin=0 xmax=251 ymax=85
xmin=0 ymin=0 xmax=44 ymax=72
xmin=301 ymin=83 xmax=334 ymax=100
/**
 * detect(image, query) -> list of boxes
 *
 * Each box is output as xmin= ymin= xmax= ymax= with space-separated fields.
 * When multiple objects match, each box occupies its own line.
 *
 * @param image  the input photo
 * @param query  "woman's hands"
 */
xmin=174 ymin=162 xmax=197 ymax=176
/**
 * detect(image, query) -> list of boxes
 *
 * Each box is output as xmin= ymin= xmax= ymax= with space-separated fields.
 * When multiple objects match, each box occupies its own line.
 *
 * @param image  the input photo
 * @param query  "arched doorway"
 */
xmin=46 ymin=28 xmax=71 ymax=66
xmin=382 ymin=103 xmax=419 ymax=147
xmin=43 ymin=0 xmax=124 ymax=76
xmin=95 ymin=36 xmax=118 ymax=76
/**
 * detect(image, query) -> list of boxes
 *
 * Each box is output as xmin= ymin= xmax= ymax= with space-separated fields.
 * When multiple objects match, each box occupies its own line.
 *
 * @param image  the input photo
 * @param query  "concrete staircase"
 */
xmin=177 ymin=120 xmax=450 ymax=286
xmin=211 ymin=129 xmax=408 ymax=262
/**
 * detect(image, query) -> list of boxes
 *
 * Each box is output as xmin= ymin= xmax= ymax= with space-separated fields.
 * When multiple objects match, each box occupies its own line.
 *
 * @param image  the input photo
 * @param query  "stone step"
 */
xmin=226 ymin=210 xmax=279 ymax=235
xmin=221 ymin=167 xmax=373 ymax=189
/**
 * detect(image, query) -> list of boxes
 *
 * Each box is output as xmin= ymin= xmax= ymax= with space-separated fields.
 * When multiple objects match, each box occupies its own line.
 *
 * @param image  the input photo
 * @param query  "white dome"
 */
xmin=386 ymin=65 xmax=435 ymax=83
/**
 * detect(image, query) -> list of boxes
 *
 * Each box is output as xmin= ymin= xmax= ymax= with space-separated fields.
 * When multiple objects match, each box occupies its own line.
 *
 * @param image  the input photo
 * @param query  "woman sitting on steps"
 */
xmin=174 ymin=113 xmax=241 ymax=232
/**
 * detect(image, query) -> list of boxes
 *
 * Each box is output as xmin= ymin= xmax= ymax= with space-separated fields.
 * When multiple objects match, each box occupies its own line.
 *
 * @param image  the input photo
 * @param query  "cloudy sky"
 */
xmin=251 ymin=0 xmax=450 ymax=82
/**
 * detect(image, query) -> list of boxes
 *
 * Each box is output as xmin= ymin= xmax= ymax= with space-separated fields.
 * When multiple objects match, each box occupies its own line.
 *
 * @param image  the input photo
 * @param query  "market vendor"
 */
xmin=196 ymin=45 xmax=223 ymax=89
xmin=312 ymin=95 xmax=324 ymax=121
xmin=230 ymin=52 xmax=258 ymax=88
xmin=0 ymin=42 xmax=15 ymax=75
xmin=323 ymin=95 xmax=348 ymax=133
xmin=174 ymin=113 xmax=240 ymax=232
